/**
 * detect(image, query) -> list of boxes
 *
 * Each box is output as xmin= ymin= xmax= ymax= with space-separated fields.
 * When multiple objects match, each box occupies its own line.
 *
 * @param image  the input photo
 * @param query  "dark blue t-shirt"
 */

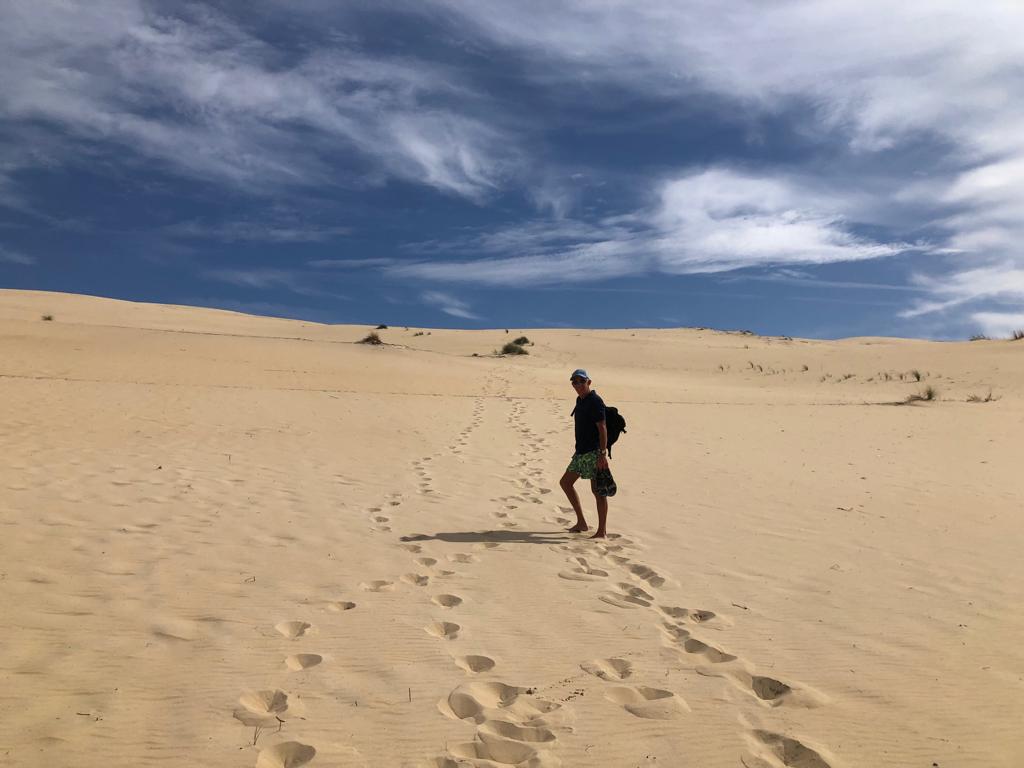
xmin=573 ymin=391 xmax=606 ymax=454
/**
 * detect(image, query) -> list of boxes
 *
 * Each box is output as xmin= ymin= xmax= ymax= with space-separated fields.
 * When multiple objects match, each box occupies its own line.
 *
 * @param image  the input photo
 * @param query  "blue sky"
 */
xmin=2 ymin=1 xmax=1023 ymax=339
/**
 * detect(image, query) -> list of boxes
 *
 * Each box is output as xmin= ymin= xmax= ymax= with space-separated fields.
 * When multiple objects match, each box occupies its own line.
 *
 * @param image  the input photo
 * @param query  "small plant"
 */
xmin=500 ymin=342 xmax=528 ymax=355
xmin=801 ymin=364 xmax=809 ymax=372
xmin=969 ymin=334 xmax=990 ymax=341
xmin=967 ymin=390 xmax=998 ymax=403
xmin=904 ymin=385 xmax=937 ymax=404
xmin=1012 ymin=330 xmax=1024 ymax=341
xmin=41 ymin=314 xmax=54 ymax=321
xmin=412 ymin=331 xmax=424 ymax=337
xmin=512 ymin=336 xmax=531 ymax=346
xmin=840 ymin=373 xmax=855 ymax=381
xmin=375 ymin=324 xmax=388 ymax=330
xmin=358 ymin=332 xmax=383 ymax=345
xmin=910 ymin=369 xmax=923 ymax=382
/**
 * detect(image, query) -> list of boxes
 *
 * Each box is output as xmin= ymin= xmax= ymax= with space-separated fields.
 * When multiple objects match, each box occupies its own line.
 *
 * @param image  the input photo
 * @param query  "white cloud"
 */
xmin=395 ymin=168 xmax=912 ymax=285
xmin=901 ymin=264 xmax=1024 ymax=318
xmin=307 ymin=258 xmax=396 ymax=269
xmin=0 ymin=246 xmax=35 ymax=265
xmin=429 ymin=0 xmax=1024 ymax=315
xmin=421 ymin=290 xmax=480 ymax=319
xmin=202 ymin=267 xmax=347 ymax=299
xmin=0 ymin=1 xmax=513 ymax=199
xmin=970 ymin=312 xmax=1024 ymax=338
xmin=164 ymin=219 xmax=351 ymax=243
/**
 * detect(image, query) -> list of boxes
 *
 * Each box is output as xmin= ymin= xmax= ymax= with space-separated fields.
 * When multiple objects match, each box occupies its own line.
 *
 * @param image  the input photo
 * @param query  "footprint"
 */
xmin=599 ymin=583 xmax=654 ymax=609
xmin=373 ymin=515 xmax=390 ymax=523
xmin=438 ymin=682 xmax=560 ymax=725
xmin=425 ymin=621 xmax=461 ymax=639
xmin=416 ymin=557 xmax=438 ymax=567
xmin=659 ymin=606 xmax=718 ymax=623
xmin=625 ymin=562 xmax=666 ymax=588
xmin=360 ymin=580 xmax=395 ymax=592
xmin=454 ymin=655 xmax=495 ymax=674
xmin=326 ymin=601 xmax=356 ymax=612
xmin=698 ymin=668 xmax=826 ymax=708
xmin=605 ymin=686 xmax=688 ymax=719
xmin=681 ymin=637 xmax=735 ymax=663
xmin=402 ymin=573 xmax=430 ymax=587
xmin=256 ymin=741 xmax=317 ymax=768
xmin=432 ymin=594 xmax=463 ymax=608
xmin=599 ymin=592 xmax=650 ymax=609
xmin=447 ymin=739 xmax=542 ymax=766
xmin=662 ymin=623 xmax=735 ymax=663
xmin=743 ymin=730 xmax=833 ymax=768
xmin=275 ymin=621 xmax=311 ymax=640
xmin=234 ymin=689 xmax=289 ymax=726
xmin=447 ymin=553 xmax=478 ymax=564
xmin=580 ymin=658 xmax=632 ymax=681
xmin=660 ymin=606 xmax=690 ymax=620
xmin=750 ymin=676 xmax=792 ymax=702
xmin=400 ymin=543 xmax=423 ymax=553
xmin=285 ymin=653 xmax=323 ymax=671
xmin=477 ymin=719 xmax=556 ymax=744
xmin=559 ymin=567 xmax=605 ymax=581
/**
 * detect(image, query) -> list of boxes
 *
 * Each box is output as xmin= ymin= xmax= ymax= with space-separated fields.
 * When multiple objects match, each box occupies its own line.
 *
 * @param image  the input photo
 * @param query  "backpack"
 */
xmin=573 ymin=403 xmax=628 ymax=457
xmin=604 ymin=406 xmax=627 ymax=457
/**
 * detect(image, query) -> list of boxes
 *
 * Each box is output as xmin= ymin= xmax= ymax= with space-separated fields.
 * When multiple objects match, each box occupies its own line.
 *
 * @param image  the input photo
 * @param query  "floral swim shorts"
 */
xmin=566 ymin=450 xmax=600 ymax=480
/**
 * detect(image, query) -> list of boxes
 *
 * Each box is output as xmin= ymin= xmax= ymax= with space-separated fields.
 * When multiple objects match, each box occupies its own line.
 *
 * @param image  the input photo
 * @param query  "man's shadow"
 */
xmin=400 ymin=529 xmax=574 ymax=545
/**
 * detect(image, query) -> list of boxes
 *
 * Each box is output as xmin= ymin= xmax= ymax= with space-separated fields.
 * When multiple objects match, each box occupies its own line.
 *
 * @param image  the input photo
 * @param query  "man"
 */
xmin=559 ymin=368 xmax=610 ymax=538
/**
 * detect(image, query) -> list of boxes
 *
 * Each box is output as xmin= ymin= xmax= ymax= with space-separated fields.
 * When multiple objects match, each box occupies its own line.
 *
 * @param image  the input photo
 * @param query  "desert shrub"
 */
xmin=910 ymin=369 xmax=923 ymax=382
xmin=412 ymin=331 xmax=425 ymax=337
xmin=967 ymin=391 xmax=997 ymax=403
xmin=969 ymin=334 xmax=990 ymax=341
xmin=358 ymin=332 xmax=383 ymax=345
xmin=512 ymin=336 xmax=531 ymax=345
xmin=41 ymin=314 xmax=54 ymax=321
xmin=1012 ymin=330 xmax=1024 ymax=340
xmin=905 ymin=385 xmax=937 ymax=404
xmin=375 ymin=324 xmax=388 ymax=330
xmin=501 ymin=342 xmax=528 ymax=355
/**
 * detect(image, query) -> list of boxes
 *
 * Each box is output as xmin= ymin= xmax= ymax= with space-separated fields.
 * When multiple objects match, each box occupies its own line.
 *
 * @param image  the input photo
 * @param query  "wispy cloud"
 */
xmin=421 ymin=290 xmax=480 ymax=319
xmin=0 ymin=1 xmax=514 ymax=201
xmin=307 ymin=258 xmax=397 ymax=269
xmin=901 ymin=264 xmax=1024 ymax=318
xmin=0 ymin=246 xmax=35 ymax=265
xmin=969 ymin=311 xmax=1024 ymax=338
xmin=428 ymin=0 xmax=1024 ymax=318
xmin=164 ymin=219 xmax=351 ymax=243
xmin=202 ymin=268 xmax=348 ymax=299
xmin=394 ymin=168 xmax=914 ymax=286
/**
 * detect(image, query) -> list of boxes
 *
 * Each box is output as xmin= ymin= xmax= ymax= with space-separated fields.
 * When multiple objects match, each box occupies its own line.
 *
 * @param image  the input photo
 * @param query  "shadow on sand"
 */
xmin=400 ymin=529 xmax=574 ymax=545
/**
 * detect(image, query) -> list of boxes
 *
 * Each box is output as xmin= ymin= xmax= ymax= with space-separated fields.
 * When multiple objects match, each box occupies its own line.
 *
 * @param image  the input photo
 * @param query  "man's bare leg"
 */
xmin=590 ymin=479 xmax=608 ymax=538
xmin=559 ymin=471 xmax=588 ymax=532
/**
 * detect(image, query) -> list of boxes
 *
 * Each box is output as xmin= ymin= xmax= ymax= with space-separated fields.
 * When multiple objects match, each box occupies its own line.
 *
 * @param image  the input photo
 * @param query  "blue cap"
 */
xmin=570 ymin=368 xmax=590 ymax=381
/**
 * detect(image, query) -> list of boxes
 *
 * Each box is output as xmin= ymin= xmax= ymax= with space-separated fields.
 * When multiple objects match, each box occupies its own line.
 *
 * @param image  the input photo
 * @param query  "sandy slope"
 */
xmin=1 ymin=288 xmax=1022 ymax=768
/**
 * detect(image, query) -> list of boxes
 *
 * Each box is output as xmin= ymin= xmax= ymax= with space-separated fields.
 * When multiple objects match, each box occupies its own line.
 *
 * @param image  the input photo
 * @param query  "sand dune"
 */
xmin=1 ymin=289 xmax=1022 ymax=767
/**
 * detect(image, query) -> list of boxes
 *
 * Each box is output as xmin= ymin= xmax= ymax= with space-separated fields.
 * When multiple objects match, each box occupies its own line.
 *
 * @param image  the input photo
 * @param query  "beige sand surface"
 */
xmin=1 ymin=288 xmax=1022 ymax=767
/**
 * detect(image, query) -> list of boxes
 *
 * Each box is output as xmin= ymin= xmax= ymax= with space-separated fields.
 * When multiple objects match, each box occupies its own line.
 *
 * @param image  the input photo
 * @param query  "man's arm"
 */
xmin=596 ymin=420 xmax=609 ymax=467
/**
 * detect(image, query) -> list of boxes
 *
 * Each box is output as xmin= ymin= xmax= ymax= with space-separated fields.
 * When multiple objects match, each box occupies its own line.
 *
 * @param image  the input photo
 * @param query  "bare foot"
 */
xmin=589 ymin=530 xmax=607 ymax=539
xmin=568 ymin=524 xmax=589 ymax=533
